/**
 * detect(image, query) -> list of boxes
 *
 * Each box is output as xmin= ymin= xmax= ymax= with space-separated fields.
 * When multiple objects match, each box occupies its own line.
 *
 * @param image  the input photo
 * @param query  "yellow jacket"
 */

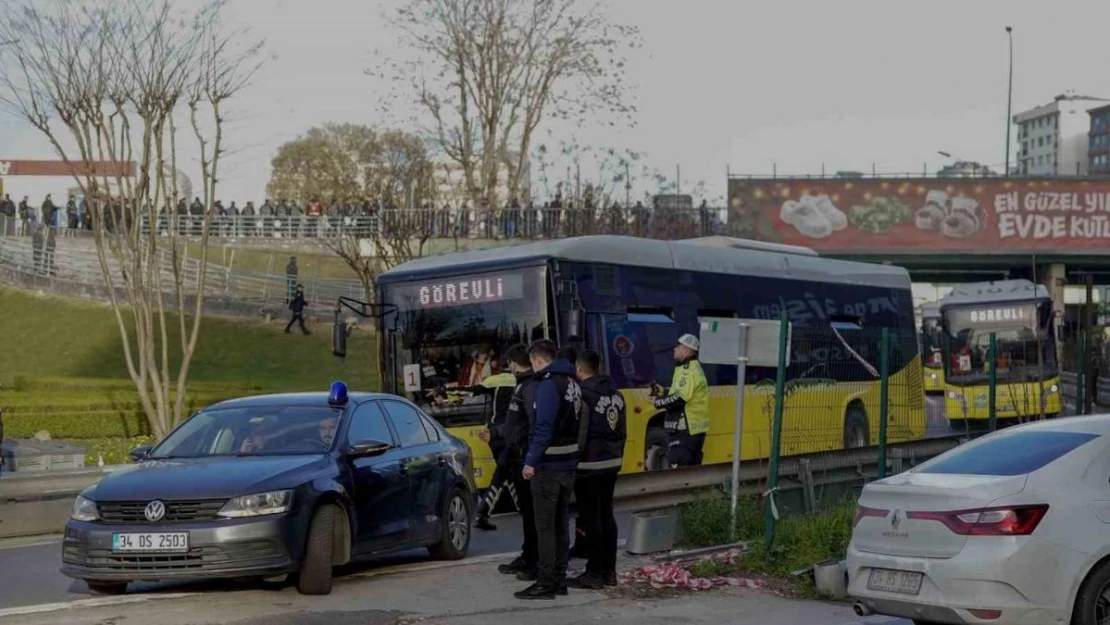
xmin=655 ymin=359 xmax=710 ymax=436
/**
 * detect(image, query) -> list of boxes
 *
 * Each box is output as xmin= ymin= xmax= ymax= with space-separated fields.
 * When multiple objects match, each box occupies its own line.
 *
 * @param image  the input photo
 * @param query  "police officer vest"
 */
xmin=664 ymin=359 xmax=710 ymax=436
xmin=578 ymin=376 xmax=627 ymax=474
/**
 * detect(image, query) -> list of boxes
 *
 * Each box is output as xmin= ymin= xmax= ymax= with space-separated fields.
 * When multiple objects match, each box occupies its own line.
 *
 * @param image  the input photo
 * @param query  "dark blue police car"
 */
xmin=61 ymin=382 xmax=476 ymax=596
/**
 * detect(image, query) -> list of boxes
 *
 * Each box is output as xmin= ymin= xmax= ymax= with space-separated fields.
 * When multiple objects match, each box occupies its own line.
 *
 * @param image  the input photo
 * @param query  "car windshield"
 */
xmin=149 ymin=405 xmax=343 ymax=459
xmin=380 ymin=266 xmax=549 ymax=428
xmin=942 ymin=300 xmax=1057 ymax=384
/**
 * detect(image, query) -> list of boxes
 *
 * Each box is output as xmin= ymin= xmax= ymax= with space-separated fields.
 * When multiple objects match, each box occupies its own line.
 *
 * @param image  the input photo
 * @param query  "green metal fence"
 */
xmin=757 ymin=314 xmax=925 ymax=547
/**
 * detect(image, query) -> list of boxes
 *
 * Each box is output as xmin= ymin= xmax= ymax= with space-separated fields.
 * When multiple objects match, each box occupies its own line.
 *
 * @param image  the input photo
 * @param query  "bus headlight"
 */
xmin=930 ymin=373 xmax=938 ymax=381
xmin=1049 ymin=384 xmax=1059 ymax=393
xmin=948 ymin=391 xmax=956 ymax=399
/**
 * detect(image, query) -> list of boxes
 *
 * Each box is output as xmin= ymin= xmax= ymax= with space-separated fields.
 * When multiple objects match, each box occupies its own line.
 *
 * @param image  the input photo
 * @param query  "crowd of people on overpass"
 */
xmin=0 ymin=192 xmax=725 ymax=241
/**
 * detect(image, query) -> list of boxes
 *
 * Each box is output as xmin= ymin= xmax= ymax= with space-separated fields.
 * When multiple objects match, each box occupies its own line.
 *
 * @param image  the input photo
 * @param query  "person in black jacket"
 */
xmin=458 ymin=348 xmax=527 ymax=531
xmin=497 ymin=345 xmax=539 ymax=578
xmin=569 ymin=349 xmax=626 ymax=589
xmin=284 ymin=284 xmax=309 ymax=335
xmin=515 ymin=339 xmax=582 ymax=600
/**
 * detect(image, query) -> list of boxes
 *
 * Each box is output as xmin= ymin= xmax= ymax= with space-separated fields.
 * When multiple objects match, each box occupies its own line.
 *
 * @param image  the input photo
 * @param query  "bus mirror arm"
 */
xmin=331 ymin=297 xmax=398 ymax=359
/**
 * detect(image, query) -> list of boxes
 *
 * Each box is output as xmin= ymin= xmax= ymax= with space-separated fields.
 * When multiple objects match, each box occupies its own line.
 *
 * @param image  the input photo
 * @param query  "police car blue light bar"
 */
xmin=328 ymin=381 xmax=348 ymax=406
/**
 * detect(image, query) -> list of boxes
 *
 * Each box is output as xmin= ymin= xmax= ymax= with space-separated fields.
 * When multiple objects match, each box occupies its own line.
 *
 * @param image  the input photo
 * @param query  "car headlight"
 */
xmin=1050 ymin=384 xmax=1059 ymax=393
xmin=948 ymin=391 xmax=956 ymax=399
xmin=71 ymin=495 xmax=99 ymax=522
xmin=930 ymin=373 xmax=937 ymax=380
xmin=217 ymin=490 xmax=293 ymax=518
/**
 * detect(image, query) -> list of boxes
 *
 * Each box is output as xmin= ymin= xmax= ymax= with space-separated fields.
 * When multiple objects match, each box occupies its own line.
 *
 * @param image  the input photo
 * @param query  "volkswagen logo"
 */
xmin=144 ymin=500 xmax=166 ymax=523
xmin=890 ymin=509 xmax=901 ymax=531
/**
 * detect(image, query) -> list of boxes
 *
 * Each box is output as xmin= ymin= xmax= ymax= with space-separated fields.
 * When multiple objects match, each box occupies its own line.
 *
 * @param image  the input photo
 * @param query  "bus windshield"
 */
xmin=920 ymin=316 xmax=943 ymax=369
xmin=942 ymin=299 xmax=1057 ymax=385
xmin=379 ymin=265 xmax=550 ymax=427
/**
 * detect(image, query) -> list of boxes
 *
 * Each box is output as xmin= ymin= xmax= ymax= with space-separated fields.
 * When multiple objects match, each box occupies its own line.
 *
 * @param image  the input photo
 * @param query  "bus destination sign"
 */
xmin=398 ymin=272 xmax=525 ymax=309
xmin=948 ymin=303 xmax=1036 ymax=329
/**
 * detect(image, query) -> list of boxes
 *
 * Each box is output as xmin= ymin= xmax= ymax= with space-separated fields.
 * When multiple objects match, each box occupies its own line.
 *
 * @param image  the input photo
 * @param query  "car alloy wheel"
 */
xmin=448 ymin=495 xmax=469 ymax=551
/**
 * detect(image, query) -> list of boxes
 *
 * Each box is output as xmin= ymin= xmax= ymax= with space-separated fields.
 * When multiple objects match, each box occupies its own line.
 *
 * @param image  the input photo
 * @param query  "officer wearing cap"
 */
xmin=650 ymin=334 xmax=709 ymax=467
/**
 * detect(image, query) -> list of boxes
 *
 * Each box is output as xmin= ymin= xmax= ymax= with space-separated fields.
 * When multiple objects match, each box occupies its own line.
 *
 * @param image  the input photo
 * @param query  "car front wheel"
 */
xmin=429 ymin=488 xmax=470 ymax=560
xmin=296 ymin=504 xmax=337 ymax=595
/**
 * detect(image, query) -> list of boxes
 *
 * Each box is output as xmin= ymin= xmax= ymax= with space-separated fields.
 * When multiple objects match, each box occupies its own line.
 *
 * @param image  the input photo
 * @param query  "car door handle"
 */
xmin=437 ymin=455 xmax=446 ymax=467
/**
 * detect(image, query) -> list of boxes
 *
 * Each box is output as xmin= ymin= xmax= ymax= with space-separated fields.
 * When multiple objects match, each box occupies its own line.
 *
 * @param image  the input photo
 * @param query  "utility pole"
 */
xmin=1005 ymin=26 xmax=1014 ymax=177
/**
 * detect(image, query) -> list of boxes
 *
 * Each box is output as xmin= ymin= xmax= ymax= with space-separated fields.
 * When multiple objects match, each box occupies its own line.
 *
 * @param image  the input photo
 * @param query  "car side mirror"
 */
xmin=129 ymin=445 xmax=152 ymax=462
xmin=347 ymin=439 xmax=392 ymax=458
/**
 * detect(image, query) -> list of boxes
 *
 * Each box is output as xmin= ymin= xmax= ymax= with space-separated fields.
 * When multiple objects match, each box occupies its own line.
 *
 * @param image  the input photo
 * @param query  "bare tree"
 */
xmin=376 ymin=0 xmax=640 ymax=210
xmin=0 ymin=0 xmax=263 ymax=439
xmin=269 ymin=124 xmax=439 ymax=301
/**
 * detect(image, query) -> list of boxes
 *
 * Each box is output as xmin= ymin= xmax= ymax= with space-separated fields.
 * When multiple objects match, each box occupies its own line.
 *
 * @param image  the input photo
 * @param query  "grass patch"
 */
xmin=0 ymin=285 xmax=379 ymax=391
xmin=677 ymin=488 xmax=855 ymax=596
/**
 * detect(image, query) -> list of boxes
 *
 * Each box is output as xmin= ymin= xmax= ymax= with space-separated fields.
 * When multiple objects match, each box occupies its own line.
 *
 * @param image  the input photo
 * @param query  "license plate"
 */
xmin=866 ymin=568 xmax=923 ymax=595
xmin=112 ymin=532 xmax=189 ymax=553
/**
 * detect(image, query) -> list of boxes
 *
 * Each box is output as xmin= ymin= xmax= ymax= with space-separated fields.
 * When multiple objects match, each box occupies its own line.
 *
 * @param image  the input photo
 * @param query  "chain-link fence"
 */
xmin=755 ymin=319 xmax=925 ymax=545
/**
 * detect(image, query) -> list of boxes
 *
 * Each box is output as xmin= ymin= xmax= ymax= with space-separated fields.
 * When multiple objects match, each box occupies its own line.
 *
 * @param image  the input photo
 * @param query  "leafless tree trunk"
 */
xmin=0 ymin=0 xmax=264 ymax=439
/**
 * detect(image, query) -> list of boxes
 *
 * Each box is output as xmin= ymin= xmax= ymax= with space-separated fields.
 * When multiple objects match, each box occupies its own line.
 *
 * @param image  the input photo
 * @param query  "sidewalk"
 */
xmin=0 ymin=555 xmax=869 ymax=625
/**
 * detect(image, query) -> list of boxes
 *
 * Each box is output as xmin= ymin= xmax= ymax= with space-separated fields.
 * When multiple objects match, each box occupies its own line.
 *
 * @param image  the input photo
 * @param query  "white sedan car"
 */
xmin=847 ymin=415 xmax=1110 ymax=625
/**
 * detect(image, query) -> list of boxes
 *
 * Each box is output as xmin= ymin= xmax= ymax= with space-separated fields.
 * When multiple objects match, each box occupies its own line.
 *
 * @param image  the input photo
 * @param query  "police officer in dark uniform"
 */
xmin=461 ymin=351 xmax=526 ymax=530
xmin=569 ymin=349 xmax=626 ymax=589
xmin=515 ymin=339 xmax=582 ymax=600
xmin=497 ymin=345 xmax=540 ymax=578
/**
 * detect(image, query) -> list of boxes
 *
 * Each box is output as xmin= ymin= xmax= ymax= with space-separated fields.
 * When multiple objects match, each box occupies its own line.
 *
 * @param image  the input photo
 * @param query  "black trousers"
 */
xmin=669 ymin=431 xmax=706 ymax=467
xmin=507 ymin=463 xmax=538 ymax=565
xmin=285 ymin=312 xmax=308 ymax=334
xmin=477 ymin=461 xmax=519 ymax=518
xmin=574 ymin=471 xmax=618 ymax=577
xmin=531 ymin=469 xmax=575 ymax=587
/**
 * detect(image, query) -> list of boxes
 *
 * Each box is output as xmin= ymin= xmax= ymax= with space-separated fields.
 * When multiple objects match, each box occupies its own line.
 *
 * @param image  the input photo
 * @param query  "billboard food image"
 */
xmin=728 ymin=178 xmax=1110 ymax=252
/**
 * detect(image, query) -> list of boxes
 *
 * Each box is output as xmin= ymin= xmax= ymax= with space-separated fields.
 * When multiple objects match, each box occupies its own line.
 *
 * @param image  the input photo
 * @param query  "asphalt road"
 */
xmin=0 ymin=511 xmax=635 ymax=612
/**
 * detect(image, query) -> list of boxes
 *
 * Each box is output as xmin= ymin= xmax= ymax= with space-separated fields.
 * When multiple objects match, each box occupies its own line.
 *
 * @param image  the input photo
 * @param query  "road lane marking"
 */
xmin=0 ymin=593 xmax=201 ymax=619
xmin=0 ymin=535 xmax=61 ymax=551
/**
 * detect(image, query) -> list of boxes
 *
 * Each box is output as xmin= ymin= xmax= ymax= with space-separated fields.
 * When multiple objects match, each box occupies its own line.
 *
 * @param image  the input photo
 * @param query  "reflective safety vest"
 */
xmin=657 ymin=359 xmax=709 ymax=436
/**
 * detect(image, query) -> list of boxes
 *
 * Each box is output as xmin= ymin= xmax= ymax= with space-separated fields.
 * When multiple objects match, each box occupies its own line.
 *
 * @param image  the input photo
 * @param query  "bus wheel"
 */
xmin=645 ymin=427 xmax=670 ymax=471
xmin=843 ymin=406 xmax=870 ymax=450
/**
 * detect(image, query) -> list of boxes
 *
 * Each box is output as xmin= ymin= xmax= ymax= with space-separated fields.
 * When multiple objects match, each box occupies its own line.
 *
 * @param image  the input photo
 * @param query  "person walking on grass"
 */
xmin=285 ymin=284 xmax=309 ymax=335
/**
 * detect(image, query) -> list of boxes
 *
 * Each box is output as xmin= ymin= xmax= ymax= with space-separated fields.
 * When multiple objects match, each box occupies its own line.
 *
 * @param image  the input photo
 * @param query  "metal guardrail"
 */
xmin=1060 ymin=371 xmax=1110 ymax=406
xmin=5 ymin=208 xmax=728 ymax=242
xmin=0 ymin=435 xmax=965 ymax=540
xmin=0 ymin=236 xmax=364 ymax=310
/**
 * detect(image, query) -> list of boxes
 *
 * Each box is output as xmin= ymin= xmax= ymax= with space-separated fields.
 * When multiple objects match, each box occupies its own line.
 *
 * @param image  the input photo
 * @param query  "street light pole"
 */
xmin=1005 ymin=26 xmax=1014 ymax=177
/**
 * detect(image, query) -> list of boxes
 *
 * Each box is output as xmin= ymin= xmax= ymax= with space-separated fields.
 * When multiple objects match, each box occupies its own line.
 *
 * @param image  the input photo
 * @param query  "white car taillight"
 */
xmin=853 ymin=504 xmax=888 ymax=527
xmin=908 ymin=504 xmax=1048 ymax=536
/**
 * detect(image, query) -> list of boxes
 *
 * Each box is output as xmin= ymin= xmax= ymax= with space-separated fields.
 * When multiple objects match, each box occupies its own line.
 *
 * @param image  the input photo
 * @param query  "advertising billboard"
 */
xmin=727 ymin=177 xmax=1110 ymax=253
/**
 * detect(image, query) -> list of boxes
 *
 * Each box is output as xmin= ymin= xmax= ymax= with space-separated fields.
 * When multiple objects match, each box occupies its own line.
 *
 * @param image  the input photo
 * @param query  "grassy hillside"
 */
xmin=0 ymin=285 xmax=380 ymax=461
xmin=0 ymin=285 xmax=379 ymax=390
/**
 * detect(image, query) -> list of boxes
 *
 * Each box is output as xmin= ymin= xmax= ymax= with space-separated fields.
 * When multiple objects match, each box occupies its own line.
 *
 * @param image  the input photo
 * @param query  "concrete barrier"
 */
xmin=0 ymin=465 xmax=124 ymax=539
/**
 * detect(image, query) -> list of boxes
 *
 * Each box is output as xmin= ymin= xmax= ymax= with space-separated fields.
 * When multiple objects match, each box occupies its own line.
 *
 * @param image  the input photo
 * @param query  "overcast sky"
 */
xmin=2 ymin=0 xmax=1109 ymax=204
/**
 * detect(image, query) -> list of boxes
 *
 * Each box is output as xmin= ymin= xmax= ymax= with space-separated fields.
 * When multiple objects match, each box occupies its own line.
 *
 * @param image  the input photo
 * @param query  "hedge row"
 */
xmin=5 ymin=410 xmax=152 ymax=438
xmin=10 ymin=375 xmax=264 ymax=393
xmin=0 ymin=393 xmax=243 ymax=413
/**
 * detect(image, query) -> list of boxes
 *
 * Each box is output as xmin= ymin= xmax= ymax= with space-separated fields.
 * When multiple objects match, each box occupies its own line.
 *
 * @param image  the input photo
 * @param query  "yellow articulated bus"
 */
xmin=920 ymin=302 xmax=946 ymax=393
xmin=939 ymin=279 xmax=1062 ymax=423
xmin=373 ymin=235 xmax=927 ymax=489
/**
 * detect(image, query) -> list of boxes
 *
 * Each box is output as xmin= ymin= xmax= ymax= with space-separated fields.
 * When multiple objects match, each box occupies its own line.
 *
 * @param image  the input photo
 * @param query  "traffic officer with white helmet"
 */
xmin=650 ymin=333 xmax=709 ymax=467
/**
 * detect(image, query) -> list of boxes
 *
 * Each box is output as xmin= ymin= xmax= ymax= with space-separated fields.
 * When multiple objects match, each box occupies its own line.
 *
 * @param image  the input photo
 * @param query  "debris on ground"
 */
xmin=621 ymin=549 xmax=766 ymax=591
